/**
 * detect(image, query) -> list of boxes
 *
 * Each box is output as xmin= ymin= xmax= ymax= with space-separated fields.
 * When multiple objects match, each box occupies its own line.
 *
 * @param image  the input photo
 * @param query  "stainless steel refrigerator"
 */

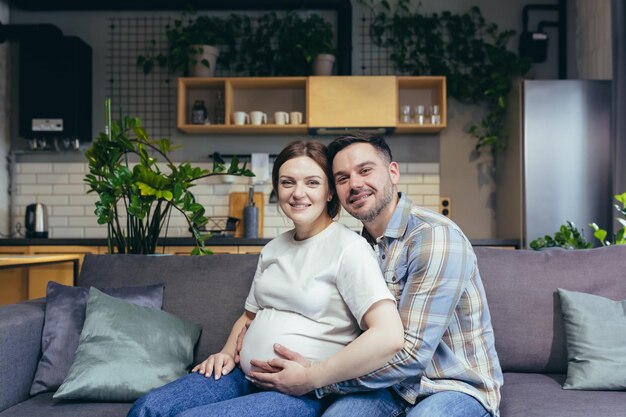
xmin=496 ymin=80 xmax=612 ymax=248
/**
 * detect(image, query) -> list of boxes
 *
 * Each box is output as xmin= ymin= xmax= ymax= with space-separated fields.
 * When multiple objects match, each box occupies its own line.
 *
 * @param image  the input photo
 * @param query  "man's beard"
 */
xmin=346 ymin=184 xmax=394 ymax=223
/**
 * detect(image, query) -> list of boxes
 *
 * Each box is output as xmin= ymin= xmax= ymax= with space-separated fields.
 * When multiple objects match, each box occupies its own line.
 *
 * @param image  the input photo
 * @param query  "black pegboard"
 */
xmin=357 ymin=13 xmax=404 ymax=76
xmin=106 ymin=16 xmax=175 ymax=139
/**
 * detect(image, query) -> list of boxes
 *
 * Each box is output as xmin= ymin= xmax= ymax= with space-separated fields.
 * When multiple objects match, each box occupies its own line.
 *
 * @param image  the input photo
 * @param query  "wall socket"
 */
xmin=439 ymin=197 xmax=451 ymax=218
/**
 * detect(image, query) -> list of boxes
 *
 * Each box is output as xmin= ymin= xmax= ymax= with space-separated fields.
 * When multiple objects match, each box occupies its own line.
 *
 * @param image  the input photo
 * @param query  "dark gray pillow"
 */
xmin=29 ymin=281 xmax=164 ymax=396
xmin=558 ymin=288 xmax=626 ymax=390
xmin=54 ymin=288 xmax=200 ymax=401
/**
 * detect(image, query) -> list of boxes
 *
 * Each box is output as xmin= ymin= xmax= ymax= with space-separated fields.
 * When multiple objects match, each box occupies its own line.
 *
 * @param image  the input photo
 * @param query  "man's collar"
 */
xmin=362 ymin=193 xmax=411 ymax=243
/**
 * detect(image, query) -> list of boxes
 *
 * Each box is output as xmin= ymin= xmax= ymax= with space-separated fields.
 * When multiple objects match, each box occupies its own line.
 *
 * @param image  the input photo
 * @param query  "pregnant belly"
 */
xmin=239 ymin=308 xmax=345 ymax=375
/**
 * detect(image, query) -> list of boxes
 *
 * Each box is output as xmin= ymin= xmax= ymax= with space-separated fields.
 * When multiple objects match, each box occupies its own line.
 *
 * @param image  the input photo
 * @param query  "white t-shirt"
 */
xmin=239 ymin=222 xmax=394 ymax=374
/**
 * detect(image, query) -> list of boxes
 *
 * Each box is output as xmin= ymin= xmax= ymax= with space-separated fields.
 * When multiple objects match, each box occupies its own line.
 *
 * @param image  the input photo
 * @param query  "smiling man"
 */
xmin=248 ymin=132 xmax=503 ymax=417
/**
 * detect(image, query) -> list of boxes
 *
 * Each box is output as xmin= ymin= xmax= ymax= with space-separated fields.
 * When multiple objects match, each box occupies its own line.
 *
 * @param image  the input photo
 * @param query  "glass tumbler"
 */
xmin=400 ymin=105 xmax=412 ymax=124
xmin=414 ymin=105 xmax=425 ymax=125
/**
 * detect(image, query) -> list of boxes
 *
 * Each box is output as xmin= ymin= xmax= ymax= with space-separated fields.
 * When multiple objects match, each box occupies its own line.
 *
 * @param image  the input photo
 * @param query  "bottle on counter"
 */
xmin=213 ymin=91 xmax=225 ymax=125
xmin=191 ymin=100 xmax=208 ymax=124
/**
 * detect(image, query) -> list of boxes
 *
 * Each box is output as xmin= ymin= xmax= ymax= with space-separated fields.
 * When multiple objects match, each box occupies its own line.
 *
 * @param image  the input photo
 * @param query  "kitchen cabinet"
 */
xmin=0 ymin=246 xmax=29 ymax=305
xmin=308 ymin=76 xmax=397 ymax=129
xmin=25 ymin=246 xmax=101 ymax=299
xmin=177 ymin=76 xmax=446 ymax=134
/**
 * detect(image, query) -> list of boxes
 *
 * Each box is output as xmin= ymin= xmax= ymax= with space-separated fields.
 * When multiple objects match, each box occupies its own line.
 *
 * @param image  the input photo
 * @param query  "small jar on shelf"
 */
xmin=191 ymin=100 xmax=208 ymax=125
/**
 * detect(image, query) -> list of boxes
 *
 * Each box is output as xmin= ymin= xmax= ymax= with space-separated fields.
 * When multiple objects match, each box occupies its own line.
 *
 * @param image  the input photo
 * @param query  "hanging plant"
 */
xmin=362 ymin=0 xmax=531 ymax=155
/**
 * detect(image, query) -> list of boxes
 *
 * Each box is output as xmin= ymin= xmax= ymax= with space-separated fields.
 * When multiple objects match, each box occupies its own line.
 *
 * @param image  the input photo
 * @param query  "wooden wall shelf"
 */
xmin=177 ymin=76 xmax=446 ymax=134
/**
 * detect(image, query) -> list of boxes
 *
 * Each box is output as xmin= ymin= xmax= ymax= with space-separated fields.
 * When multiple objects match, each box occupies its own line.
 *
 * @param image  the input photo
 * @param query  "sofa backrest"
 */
xmin=475 ymin=246 xmax=626 ymax=374
xmin=79 ymin=254 xmax=258 ymax=364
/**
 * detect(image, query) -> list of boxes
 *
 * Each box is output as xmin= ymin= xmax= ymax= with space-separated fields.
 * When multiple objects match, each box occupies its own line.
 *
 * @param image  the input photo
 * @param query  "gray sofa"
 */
xmin=1 ymin=246 xmax=625 ymax=417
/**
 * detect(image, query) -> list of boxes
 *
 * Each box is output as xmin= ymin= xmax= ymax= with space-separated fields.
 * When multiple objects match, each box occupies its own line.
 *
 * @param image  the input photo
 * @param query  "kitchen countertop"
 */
xmin=0 ymin=237 xmax=520 ymax=248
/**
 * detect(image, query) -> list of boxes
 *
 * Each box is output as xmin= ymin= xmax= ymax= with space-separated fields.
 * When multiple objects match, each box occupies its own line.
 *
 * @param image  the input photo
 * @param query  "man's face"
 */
xmin=332 ymin=143 xmax=399 ymax=223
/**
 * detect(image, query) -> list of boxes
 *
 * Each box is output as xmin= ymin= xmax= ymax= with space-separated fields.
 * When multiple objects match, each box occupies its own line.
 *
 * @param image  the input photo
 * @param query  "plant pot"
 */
xmin=189 ymin=45 xmax=220 ymax=77
xmin=312 ymin=54 xmax=335 ymax=76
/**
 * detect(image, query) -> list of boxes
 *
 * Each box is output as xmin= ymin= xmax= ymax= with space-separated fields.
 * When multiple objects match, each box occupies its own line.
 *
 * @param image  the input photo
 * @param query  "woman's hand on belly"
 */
xmin=191 ymin=351 xmax=235 ymax=380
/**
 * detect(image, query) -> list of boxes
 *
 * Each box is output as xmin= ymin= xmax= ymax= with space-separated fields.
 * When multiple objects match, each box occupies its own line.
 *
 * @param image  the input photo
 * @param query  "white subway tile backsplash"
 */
xmin=408 ymin=184 xmax=440 ymax=195
xmin=423 ymin=195 xmax=441 ymax=205
xmin=19 ymin=163 xmax=52 ymax=174
xmin=16 ymin=161 xmax=441 ymax=240
xmin=51 ymin=228 xmax=85 ymax=238
xmin=19 ymin=185 xmax=53 ymax=195
xmin=48 ymin=217 xmax=68 ymax=227
xmin=423 ymin=174 xmax=440 ymax=184
xmin=399 ymin=174 xmax=424 ymax=184
xmin=52 ymin=163 xmax=85 ymax=174
xmin=69 ymin=217 xmax=101 ymax=227
xmin=15 ymin=174 xmax=36 ymax=184
xmin=407 ymin=163 xmax=439 ymax=174
xmin=36 ymin=174 xmax=69 ymax=185
xmin=53 ymin=206 xmax=84 ymax=216
xmin=53 ymin=185 xmax=87 ymax=195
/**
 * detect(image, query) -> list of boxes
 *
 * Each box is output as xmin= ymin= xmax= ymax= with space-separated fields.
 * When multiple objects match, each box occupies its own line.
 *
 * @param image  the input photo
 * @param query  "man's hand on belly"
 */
xmin=247 ymin=344 xmax=314 ymax=396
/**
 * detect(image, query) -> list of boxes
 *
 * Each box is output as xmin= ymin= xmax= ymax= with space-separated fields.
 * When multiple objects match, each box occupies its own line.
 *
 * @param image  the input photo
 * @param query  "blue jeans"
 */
xmin=127 ymin=370 xmax=327 ymax=417
xmin=322 ymin=389 xmax=490 ymax=417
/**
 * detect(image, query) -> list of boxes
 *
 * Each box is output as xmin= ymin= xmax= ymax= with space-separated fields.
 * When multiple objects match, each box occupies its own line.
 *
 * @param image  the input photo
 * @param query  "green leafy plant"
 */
xmin=138 ymin=11 xmax=335 ymax=77
xmin=137 ymin=11 xmax=244 ymax=75
xmin=589 ymin=192 xmax=626 ymax=246
xmin=361 ymin=0 xmax=531 ymax=156
xmin=84 ymin=99 xmax=254 ymax=255
xmin=529 ymin=221 xmax=592 ymax=250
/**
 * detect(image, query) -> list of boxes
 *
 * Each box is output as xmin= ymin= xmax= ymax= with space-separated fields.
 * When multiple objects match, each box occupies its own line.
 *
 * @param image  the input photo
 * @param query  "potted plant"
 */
xmin=236 ymin=11 xmax=335 ymax=76
xmin=84 ymin=99 xmax=254 ymax=255
xmin=137 ymin=12 xmax=242 ymax=76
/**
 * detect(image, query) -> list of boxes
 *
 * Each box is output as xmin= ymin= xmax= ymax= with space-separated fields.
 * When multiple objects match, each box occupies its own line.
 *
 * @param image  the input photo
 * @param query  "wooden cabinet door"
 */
xmin=308 ymin=76 xmax=397 ymax=128
xmin=26 ymin=246 xmax=100 ymax=299
xmin=0 ymin=247 xmax=29 ymax=305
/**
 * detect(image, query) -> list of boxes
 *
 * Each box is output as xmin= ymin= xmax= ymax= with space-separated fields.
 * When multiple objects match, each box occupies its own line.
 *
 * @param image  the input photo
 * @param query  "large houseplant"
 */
xmin=361 ymin=0 xmax=531 ymax=156
xmin=84 ymin=99 xmax=254 ymax=255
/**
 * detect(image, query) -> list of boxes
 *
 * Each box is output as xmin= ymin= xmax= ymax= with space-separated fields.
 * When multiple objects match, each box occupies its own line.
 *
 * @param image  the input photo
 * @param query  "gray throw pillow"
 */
xmin=558 ymin=288 xmax=626 ymax=390
xmin=30 ymin=281 xmax=164 ymax=395
xmin=54 ymin=288 xmax=201 ymax=401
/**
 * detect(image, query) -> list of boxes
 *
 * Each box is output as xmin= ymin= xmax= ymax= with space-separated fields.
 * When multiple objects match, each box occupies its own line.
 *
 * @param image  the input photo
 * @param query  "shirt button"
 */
xmin=382 ymin=254 xmax=386 ymax=259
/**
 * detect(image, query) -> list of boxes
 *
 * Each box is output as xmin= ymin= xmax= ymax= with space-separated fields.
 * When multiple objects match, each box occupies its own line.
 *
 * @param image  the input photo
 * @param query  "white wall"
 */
xmin=0 ymin=0 xmax=9 ymax=236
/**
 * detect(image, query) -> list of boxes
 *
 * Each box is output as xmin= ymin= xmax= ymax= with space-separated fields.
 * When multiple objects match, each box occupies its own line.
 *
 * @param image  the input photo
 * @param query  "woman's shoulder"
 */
xmin=261 ymin=228 xmax=295 ymax=252
xmin=332 ymin=223 xmax=373 ymax=252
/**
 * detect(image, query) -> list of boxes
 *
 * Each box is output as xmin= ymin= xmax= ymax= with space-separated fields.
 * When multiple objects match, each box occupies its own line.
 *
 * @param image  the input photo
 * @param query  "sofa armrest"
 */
xmin=0 ymin=299 xmax=45 ymax=413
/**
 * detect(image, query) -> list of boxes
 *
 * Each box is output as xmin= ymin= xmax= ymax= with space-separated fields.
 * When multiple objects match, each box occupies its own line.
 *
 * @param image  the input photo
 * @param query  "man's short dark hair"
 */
xmin=327 ymin=132 xmax=393 ymax=165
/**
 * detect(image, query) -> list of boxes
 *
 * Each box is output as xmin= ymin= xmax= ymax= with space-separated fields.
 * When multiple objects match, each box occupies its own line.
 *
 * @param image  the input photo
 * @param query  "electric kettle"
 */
xmin=25 ymin=203 xmax=48 ymax=238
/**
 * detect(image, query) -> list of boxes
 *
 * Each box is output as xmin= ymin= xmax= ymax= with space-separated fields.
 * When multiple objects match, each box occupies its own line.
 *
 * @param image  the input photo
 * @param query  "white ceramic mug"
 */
xmin=289 ymin=111 xmax=303 ymax=125
xmin=274 ymin=111 xmax=290 ymax=125
xmin=250 ymin=111 xmax=267 ymax=125
xmin=232 ymin=111 xmax=249 ymax=125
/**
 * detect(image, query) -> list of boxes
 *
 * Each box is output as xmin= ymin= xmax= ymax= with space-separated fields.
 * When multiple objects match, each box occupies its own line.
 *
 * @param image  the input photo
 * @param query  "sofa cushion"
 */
xmin=501 ymin=373 xmax=626 ymax=417
xmin=475 ymin=246 xmax=626 ymax=373
xmin=0 ymin=393 xmax=131 ymax=417
xmin=558 ymin=288 xmax=626 ymax=390
xmin=30 ymin=281 xmax=164 ymax=396
xmin=54 ymin=288 xmax=201 ymax=401
xmin=78 ymin=254 xmax=258 ymax=363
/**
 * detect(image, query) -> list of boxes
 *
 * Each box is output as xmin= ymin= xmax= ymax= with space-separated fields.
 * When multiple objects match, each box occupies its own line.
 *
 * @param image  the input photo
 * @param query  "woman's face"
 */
xmin=277 ymin=156 xmax=332 ymax=233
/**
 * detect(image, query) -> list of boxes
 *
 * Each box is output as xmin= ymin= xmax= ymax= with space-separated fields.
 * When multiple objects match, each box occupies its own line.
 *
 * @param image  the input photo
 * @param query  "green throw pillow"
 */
xmin=54 ymin=287 xmax=201 ymax=401
xmin=558 ymin=288 xmax=626 ymax=390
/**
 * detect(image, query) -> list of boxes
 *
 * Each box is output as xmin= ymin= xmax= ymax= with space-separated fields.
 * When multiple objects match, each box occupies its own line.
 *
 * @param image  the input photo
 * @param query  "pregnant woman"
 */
xmin=128 ymin=141 xmax=404 ymax=417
